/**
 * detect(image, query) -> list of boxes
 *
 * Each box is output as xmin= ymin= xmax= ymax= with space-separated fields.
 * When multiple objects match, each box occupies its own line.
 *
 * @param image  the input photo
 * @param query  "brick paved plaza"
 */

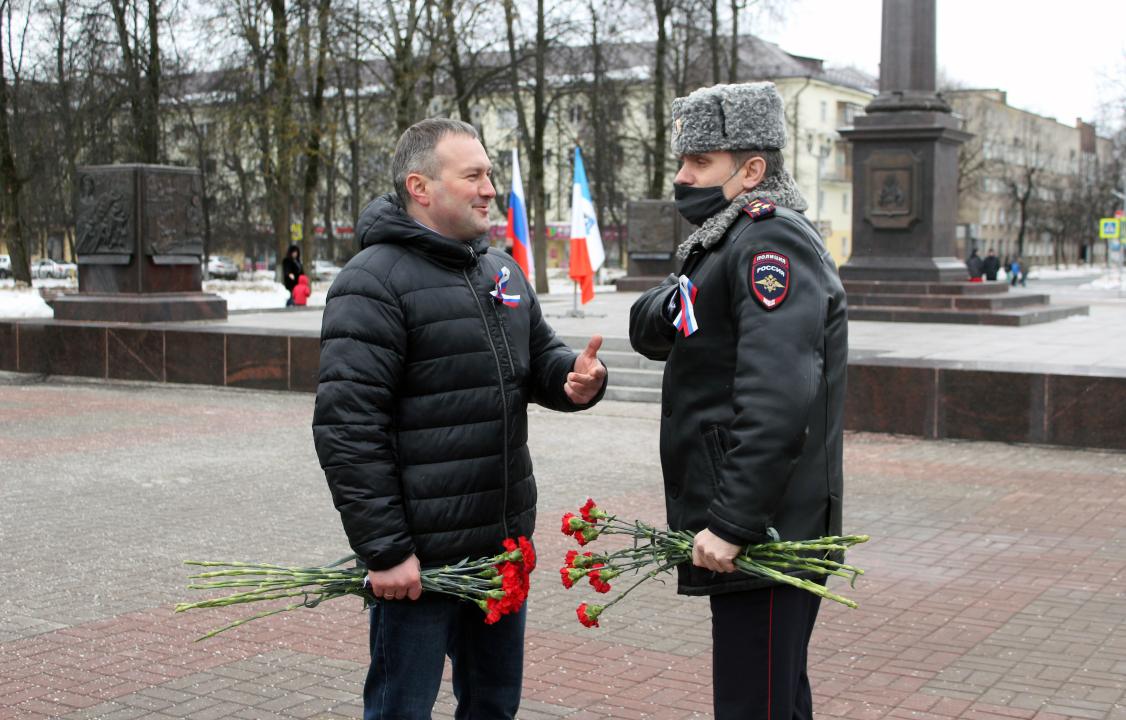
xmin=1 ymin=375 xmax=1124 ymax=719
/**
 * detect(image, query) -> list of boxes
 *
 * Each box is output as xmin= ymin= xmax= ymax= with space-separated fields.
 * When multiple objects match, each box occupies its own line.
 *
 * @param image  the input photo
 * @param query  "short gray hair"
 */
xmin=392 ymin=118 xmax=480 ymax=205
xmin=732 ymin=149 xmax=785 ymax=181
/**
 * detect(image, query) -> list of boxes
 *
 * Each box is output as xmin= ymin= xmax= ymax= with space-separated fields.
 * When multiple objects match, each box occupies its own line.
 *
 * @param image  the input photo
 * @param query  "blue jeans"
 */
xmin=363 ymin=594 xmax=526 ymax=720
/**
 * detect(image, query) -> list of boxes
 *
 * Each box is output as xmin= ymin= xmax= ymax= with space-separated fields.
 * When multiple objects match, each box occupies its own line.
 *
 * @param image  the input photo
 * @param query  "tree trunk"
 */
xmin=442 ymin=0 xmax=473 ymax=125
xmin=0 ymin=8 xmax=28 ymax=285
xmin=503 ymin=0 xmax=548 ymax=294
xmin=300 ymin=0 xmax=331 ymax=266
xmin=729 ymin=0 xmax=739 ymax=83
xmin=709 ymin=0 xmax=720 ymax=84
xmin=649 ymin=0 xmax=670 ymax=199
xmin=143 ymin=0 xmax=160 ymax=162
xmin=270 ymin=0 xmax=294 ymax=279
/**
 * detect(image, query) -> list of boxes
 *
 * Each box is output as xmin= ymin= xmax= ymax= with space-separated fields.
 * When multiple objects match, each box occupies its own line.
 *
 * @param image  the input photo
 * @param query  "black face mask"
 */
xmin=674 ymin=183 xmax=731 ymax=226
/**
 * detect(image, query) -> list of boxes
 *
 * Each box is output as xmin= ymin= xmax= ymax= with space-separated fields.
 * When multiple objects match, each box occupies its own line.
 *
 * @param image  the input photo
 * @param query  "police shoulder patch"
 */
xmin=742 ymin=198 xmax=776 ymax=222
xmin=750 ymin=251 xmax=790 ymax=311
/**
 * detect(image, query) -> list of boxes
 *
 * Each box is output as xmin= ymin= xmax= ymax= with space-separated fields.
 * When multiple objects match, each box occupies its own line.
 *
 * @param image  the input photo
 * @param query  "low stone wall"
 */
xmin=4 ymin=319 xmax=1125 ymax=451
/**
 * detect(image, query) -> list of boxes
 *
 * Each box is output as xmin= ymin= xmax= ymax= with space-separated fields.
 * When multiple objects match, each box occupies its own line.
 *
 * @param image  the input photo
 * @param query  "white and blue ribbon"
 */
xmin=490 ymin=266 xmax=522 ymax=308
xmin=672 ymin=274 xmax=699 ymax=337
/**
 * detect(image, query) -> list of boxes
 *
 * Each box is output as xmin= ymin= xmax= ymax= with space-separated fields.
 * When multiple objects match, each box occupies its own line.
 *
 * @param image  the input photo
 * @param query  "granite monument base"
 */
xmin=844 ymin=280 xmax=1088 ymax=325
xmin=51 ymin=292 xmax=228 ymax=323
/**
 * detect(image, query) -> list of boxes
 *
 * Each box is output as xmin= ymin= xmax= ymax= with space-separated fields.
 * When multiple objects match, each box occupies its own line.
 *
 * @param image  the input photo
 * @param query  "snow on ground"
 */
xmin=0 ymin=286 xmax=54 ymax=318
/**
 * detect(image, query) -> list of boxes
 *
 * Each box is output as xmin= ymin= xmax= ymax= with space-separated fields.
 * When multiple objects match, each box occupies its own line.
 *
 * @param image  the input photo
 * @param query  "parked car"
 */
xmin=312 ymin=259 xmax=342 ymax=282
xmin=205 ymin=255 xmax=239 ymax=280
xmin=0 ymin=254 xmax=10 ymax=279
xmin=31 ymin=258 xmax=68 ymax=279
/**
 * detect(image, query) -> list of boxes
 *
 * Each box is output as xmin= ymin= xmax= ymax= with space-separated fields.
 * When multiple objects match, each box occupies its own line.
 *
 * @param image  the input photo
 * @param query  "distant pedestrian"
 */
xmin=965 ymin=249 xmax=984 ymax=282
xmin=283 ymin=244 xmax=303 ymax=307
xmin=291 ymin=274 xmax=310 ymax=306
xmin=1018 ymin=259 xmax=1029 ymax=287
xmin=1010 ymin=257 xmax=1022 ymax=287
xmin=982 ymin=248 xmax=1001 ymax=281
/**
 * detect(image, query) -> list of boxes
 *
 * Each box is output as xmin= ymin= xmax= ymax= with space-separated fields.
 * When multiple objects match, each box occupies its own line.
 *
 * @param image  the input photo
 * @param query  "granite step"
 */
xmin=847 ymin=303 xmax=1089 ymax=326
xmin=843 ymin=280 xmax=1009 ymax=296
xmin=848 ymin=292 xmax=1049 ymax=311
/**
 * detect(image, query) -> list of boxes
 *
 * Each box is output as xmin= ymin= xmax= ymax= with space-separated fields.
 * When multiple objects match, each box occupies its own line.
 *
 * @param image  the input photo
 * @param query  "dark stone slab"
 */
xmin=1045 ymin=375 xmax=1126 ymax=449
xmin=846 ymin=364 xmax=937 ymax=437
xmin=226 ymin=334 xmax=288 ymax=390
xmin=52 ymin=292 xmax=227 ymax=323
xmin=107 ymin=328 xmax=165 ymax=382
xmin=17 ymin=323 xmax=106 ymax=378
xmin=165 ymin=330 xmax=225 ymax=386
xmin=289 ymin=336 xmax=321 ymax=393
xmin=848 ymin=304 xmax=1088 ymax=326
xmin=844 ymin=280 xmax=1006 ymax=296
xmin=936 ymin=369 xmax=1045 ymax=444
xmin=0 ymin=322 xmax=16 ymax=371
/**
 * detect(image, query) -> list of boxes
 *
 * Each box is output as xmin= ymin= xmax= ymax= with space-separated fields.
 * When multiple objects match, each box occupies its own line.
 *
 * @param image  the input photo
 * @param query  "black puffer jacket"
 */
xmin=313 ymin=194 xmax=602 ymax=571
xmin=630 ymin=203 xmax=847 ymax=595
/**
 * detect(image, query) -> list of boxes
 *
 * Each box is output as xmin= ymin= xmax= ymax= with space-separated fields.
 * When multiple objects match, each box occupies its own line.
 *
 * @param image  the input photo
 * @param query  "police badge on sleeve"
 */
xmin=750 ymin=252 xmax=790 ymax=310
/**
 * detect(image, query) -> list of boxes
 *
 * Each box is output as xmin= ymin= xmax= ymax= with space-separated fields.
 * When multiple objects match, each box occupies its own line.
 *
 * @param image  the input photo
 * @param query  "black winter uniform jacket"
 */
xmin=629 ymin=203 xmax=847 ymax=595
xmin=313 ymin=194 xmax=602 ymax=571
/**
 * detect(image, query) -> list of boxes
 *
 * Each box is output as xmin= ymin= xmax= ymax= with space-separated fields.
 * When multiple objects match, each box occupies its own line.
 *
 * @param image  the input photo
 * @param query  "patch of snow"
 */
xmin=0 ymin=287 xmax=54 ymax=318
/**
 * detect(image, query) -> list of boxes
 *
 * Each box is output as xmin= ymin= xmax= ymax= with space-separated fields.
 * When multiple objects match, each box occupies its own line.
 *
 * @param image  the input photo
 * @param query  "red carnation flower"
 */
xmin=579 ymin=497 xmax=606 ymax=523
xmin=576 ymin=602 xmax=603 ymax=628
xmin=588 ymin=565 xmax=613 ymax=594
xmin=561 ymin=513 xmax=578 ymax=535
xmin=564 ymin=549 xmax=579 ymax=567
xmin=560 ymin=566 xmax=576 ymax=588
xmin=518 ymin=537 xmax=536 ymax=573
xmin=484 ymin=597 xmax=504 ymax=625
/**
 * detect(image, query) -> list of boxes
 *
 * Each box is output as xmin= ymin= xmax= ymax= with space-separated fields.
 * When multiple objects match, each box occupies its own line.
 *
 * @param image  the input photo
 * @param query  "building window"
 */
xmin=842 ymin=192 xmax=849 ymax=213
xmin=545 ymin=193 xmax=552 ymax=210
xmin=499 ymin=109 xmax=517 ymax=129
xmin=820 ymin=101 xmax=827 ymax=122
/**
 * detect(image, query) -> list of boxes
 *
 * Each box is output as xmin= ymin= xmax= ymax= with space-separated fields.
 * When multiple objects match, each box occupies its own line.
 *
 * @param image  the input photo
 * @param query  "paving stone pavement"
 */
xmin=1 ymin=375 xmax=1124 ymax=719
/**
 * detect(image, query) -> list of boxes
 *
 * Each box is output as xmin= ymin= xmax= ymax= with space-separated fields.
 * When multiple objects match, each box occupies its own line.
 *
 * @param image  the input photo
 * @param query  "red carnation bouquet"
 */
xmin=561 ymin=498 xmax=868 ymax=628
xmin=176 ymin=537 xmax=535 ymax=640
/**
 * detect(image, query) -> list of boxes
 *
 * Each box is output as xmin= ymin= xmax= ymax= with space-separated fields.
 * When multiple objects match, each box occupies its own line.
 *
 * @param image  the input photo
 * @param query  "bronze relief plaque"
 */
xmin=75 ymin=168 xmax=134 ymax=263
xmin=864 ymin=150 xmax=922 ymax=230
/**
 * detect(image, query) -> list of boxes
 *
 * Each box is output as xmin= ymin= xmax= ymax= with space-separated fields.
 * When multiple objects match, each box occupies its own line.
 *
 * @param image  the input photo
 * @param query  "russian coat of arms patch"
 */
xmin=750 ymin=251 xmax=790 ymax=310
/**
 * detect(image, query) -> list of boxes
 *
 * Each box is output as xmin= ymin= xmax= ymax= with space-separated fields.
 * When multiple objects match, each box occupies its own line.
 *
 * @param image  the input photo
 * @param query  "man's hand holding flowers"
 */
xmin=691 ymin=529 xmax=740 ymax=573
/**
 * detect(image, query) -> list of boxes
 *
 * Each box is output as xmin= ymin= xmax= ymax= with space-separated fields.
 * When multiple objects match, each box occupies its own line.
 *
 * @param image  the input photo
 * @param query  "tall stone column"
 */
xmin=839 ymin=0 xmax=970 ymax=282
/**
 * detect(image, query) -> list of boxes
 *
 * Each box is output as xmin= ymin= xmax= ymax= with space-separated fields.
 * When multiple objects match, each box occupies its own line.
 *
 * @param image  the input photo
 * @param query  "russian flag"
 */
xmin=568 ymin=147 xmax=605 ymax=304
xmin=505 ymin=148 xmax=534 ymax=280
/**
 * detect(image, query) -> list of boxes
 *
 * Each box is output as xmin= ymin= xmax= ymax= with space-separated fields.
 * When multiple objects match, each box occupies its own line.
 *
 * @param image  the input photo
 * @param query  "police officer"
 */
xmin=629 ymin=82 xmax=848 ymax=720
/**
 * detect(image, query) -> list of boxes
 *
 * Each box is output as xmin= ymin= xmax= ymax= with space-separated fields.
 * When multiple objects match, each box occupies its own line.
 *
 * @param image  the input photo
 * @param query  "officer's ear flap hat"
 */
xmin=670 ymin=81 xmax=787 ymax=155
xmin=670 ymin=81 xmax=810 ymax=260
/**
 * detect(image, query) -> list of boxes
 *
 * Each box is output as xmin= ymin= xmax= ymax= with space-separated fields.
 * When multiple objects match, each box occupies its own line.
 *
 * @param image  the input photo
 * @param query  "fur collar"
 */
xmin=675 ymin=172 xmax=809 ymax=260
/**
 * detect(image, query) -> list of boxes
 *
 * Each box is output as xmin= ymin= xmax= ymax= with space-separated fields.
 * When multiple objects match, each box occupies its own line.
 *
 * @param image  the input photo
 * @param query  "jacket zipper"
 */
xmin=463 ymin=263 xmax=511 ymax=538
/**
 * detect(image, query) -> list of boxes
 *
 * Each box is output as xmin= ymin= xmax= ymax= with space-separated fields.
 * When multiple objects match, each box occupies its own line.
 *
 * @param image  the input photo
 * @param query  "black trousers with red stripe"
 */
xmin=709 ymin=583 xmax=822 ymax=719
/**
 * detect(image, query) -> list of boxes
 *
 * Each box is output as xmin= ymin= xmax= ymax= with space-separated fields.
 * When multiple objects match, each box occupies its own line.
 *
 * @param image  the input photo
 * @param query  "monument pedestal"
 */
xmin=615 ymin=200 xmax=693 ymax=292
xmin=839 ymin=111 xmax=971 ymax=283
xmin=51 ymin=292 xmax=228 ymax=323
xmin=60 ymin=164 xmax=227 ymax=323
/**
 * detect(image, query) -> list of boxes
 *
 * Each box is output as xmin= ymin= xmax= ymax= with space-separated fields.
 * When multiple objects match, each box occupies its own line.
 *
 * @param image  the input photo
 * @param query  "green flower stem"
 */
xmin=734 ymin=558 xmax=858 ymax=608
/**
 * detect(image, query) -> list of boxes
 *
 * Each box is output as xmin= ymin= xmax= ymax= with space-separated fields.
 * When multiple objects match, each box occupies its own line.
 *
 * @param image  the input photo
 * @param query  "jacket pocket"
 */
xmin=703 ymin=425 xmax=728 ymax=488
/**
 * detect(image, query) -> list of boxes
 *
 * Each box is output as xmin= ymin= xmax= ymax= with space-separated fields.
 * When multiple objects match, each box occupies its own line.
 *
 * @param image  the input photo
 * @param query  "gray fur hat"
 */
xmin=670 ymin=82 xmax=787 ymax=155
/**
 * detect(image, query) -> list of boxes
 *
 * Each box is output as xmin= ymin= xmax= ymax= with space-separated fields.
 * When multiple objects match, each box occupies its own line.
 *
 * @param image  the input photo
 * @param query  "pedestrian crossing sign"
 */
xmin=1100 ymin=218 xmax=1120 ymax=239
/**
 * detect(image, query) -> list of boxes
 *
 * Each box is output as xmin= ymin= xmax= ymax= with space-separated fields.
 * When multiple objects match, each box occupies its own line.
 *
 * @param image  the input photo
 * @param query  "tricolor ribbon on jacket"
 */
xmin=490 ymin=266 xmax=522 ymax=307
xmin=672 ymin=274 xmax=699 ymax=337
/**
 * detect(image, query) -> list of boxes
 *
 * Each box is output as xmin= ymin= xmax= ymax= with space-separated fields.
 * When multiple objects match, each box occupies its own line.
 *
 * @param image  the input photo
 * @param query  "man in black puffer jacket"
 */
xmin=313 ymin=118 xmax=606 ymax=720
xmin=630 ymin=83 xmax=847 ymax=720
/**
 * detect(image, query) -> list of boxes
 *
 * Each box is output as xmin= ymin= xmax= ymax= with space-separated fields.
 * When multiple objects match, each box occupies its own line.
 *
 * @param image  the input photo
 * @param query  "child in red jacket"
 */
xmin=292 ymin=274 xmax=311 ymax=306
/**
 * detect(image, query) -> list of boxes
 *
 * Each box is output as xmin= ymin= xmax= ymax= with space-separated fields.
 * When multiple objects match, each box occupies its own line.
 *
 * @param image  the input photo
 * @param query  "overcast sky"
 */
xmin=756 ymin=0 xmax=1126 ymax=131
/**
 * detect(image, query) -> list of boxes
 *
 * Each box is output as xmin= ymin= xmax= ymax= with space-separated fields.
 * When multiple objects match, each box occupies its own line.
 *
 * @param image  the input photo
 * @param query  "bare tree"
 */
xmin=298 ymin=0 xmax=331 ymax=264
xmin=108 ymin=0 xmax=162 ymax=162
xmin=0 ymin=0 xmax=29 ymax=284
